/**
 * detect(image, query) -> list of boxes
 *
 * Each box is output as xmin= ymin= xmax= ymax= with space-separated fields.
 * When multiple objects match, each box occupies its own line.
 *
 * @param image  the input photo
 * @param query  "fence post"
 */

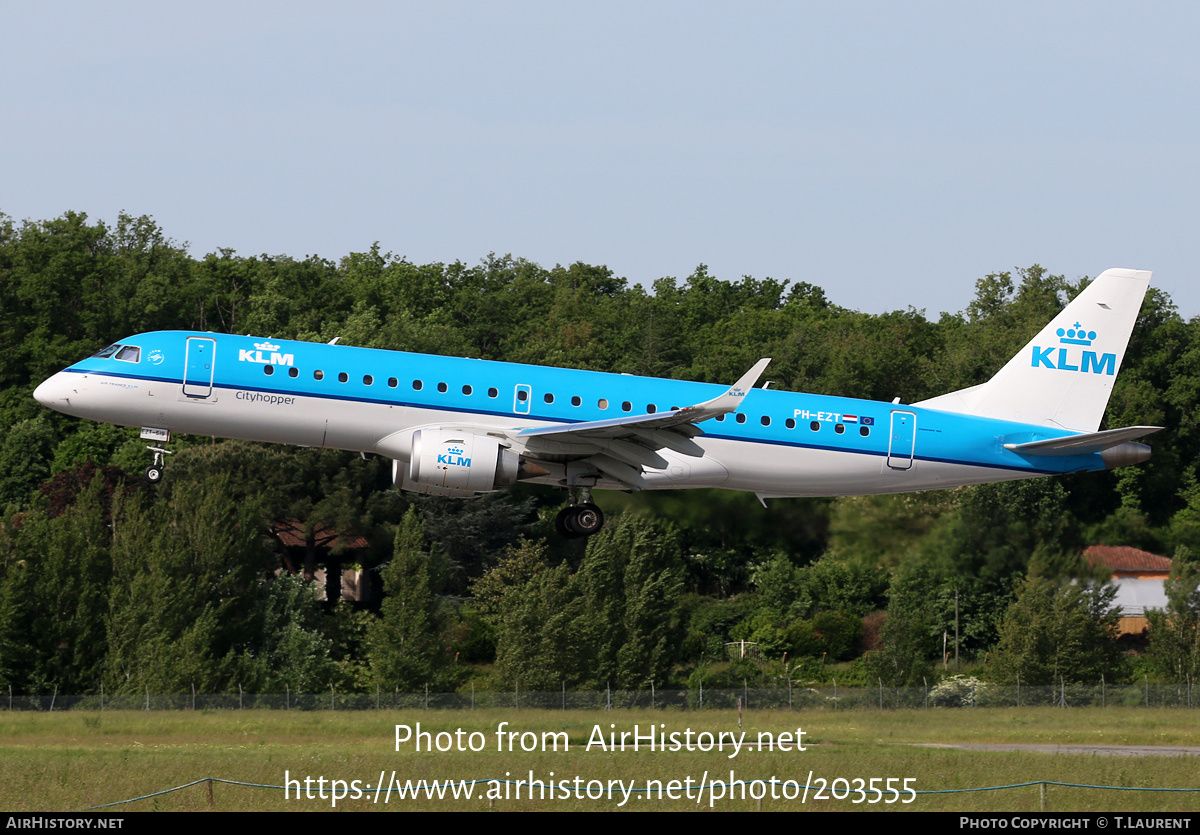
xmin=878 ymin=677 xmax=883 ymax=710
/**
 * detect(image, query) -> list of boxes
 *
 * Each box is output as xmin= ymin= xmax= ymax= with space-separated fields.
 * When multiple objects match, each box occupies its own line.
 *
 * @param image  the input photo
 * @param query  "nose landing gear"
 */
xmin=145 ymin=446 xmax=171 ymax=484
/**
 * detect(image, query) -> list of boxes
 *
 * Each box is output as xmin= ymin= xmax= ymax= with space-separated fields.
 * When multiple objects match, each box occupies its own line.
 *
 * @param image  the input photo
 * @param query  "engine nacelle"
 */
xmin=403 ymin=429 xmax=521 ymax=495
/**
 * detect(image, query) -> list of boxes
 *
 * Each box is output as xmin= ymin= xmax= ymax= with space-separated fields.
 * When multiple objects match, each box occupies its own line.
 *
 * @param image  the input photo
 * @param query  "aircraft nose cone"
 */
xmin=33 ymin=378 xmax=54 ymax=407
xmin=33 ymin=373 xmax=73 ymax=411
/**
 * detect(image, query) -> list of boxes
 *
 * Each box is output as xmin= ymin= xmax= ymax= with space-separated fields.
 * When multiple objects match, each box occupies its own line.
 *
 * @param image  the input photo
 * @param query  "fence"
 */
xmin=3 ymin=681 xmax=1198 ymax=711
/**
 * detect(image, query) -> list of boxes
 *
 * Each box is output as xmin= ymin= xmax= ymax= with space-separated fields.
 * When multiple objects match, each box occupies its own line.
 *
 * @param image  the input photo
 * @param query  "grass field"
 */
xmin=1 ymin=707 xmax=1198 ymax=812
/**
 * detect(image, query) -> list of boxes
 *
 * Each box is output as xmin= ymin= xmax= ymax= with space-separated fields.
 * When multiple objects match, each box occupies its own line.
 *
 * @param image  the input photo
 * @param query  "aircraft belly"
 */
xmin=709 ymin=440 xmax=1044 ymax=497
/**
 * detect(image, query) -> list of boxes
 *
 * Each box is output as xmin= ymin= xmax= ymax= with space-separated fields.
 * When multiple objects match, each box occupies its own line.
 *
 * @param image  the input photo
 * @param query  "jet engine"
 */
xmin=401 ymin=429 xmax=522 ymax=495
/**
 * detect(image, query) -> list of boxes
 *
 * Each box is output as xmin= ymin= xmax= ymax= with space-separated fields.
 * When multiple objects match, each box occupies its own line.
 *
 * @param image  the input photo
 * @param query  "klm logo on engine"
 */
xmin=1031 ymin=323 xmax=1115 ymax=376
xmin=238 ymin=341 xmax=295 ymax=366
xmin=438 ymin=445 xmax=471 ymax=467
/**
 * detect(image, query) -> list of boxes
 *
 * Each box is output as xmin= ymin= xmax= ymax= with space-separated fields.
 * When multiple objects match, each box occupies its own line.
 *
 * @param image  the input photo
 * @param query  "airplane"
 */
xmin=33 ymin=267 xmax=1162 ymax=538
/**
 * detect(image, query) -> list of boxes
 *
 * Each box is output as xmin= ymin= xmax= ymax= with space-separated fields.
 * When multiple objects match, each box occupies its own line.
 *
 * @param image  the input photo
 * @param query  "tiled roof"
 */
xmin=271 ymin=519 xmax=369 ymax=550
xmin=1084 ymin=545 xmax=1171 ymax=573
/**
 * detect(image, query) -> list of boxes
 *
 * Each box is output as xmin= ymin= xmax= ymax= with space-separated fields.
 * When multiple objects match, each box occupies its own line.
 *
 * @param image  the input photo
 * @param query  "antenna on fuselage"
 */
xmin=328 ymin=337 xmax=340 ymax=345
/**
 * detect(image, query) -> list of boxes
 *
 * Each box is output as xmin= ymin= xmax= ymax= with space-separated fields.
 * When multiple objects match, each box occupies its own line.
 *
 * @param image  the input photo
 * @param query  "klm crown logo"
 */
xmin=239 ymin=339 xmax=294 ymax=366
xmin=1057 ymin=323 xmax=1097 ymax=346
xmin=438 ymin=445 xmax=472 ymax=467
xmin=1032 ymin=322 xmax=1114 ymax=375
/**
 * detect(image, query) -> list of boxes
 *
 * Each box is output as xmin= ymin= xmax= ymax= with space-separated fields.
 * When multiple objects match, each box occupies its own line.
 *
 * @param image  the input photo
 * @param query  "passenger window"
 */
xmin=571 ymin=396 xmax=581 ymax=406
xmin=736 ymin=413 xmax=747 ymax=424
xmin=761 ymin=416 xmax=771 ymax=426
xmin=388 ymin=378 xmax=398 ymax=388
xmin=860 ymin=426 xmax=870 ymax=437
xmin=597 ymin=399 xmax=608 ymax=410
xmin=810 ymin=421 xmax=820 ymax=431
xmin=363 ymin=375 xmax=373 ymax=385
xmin=338 ymin=372 xmax=348 ymax=383
xmin=115 ymin=345 xmax=141 ymax=362
xmin=835 ymin=423 xmax=845 ymax=434
xmin=488 ymin=387 xmax=498 ymax=398
xmin=785 ymin=418 xmax=795 ymax=429
xmin=437 ymin=382 xmax=447 ymax=393
xmin=544 ymin=393 xmax=554 ymax=404
xmin=288 ymin=367 xmax=298 ymax=378
xmin=463 ymin=385 xmax=473 ymax=395
xmin=517 ymin=389 xmax=528 ymax=402
xmin=264 ymin=365 xmax=274 ymax=376
xmin=716 ymin=414 xmax=726 ymax=422
xmin=412 ymin=380 xmax=423 ymax=390
xmin=314 ymin=370 xmax=324 ymax=380
xmin=621 ymin=401 xmax=632 ymax=412
xmin=647 ymin=404 xmax=657 ymax=414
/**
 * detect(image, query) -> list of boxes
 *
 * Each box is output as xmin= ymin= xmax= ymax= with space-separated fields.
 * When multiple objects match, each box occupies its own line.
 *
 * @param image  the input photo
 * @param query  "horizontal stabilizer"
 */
xmin=1004 ymin=425 xmax=1163 ymax=457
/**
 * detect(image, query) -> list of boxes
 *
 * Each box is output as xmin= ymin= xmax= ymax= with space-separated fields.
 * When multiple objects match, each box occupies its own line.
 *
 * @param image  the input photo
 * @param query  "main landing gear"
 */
xmin=555 ymin=486 xmax=605 ymax=539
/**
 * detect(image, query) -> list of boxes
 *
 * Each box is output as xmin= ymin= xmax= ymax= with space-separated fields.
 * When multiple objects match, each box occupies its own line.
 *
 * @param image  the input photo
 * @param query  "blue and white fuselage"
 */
xmin=32 ymin=268 xmax=1162 ymax=535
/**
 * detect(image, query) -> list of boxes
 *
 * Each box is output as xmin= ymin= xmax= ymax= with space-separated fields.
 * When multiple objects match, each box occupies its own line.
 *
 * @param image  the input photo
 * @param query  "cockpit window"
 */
xmin=92 ymin=344 xmax=121 ymax=359
xmin=115 ymin=345 xmax=141 ymax=363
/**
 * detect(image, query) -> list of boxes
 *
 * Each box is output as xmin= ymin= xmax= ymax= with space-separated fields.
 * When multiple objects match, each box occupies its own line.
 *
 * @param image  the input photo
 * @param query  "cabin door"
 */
xmin=183 ymin=337 xmax=216 ymax=398
xmin=887 ymin=410 xmax=916 ymax=470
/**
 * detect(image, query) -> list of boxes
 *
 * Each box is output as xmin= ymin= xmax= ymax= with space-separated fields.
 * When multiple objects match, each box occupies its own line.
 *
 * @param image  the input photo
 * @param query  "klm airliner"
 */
xmin=33 ymin=268 xmax=1162 ymax=537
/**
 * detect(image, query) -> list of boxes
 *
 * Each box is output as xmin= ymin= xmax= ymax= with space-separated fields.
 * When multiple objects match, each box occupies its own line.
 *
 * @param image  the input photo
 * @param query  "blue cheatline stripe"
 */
xmin=62 ymin=369 xmax=1062 ymax=477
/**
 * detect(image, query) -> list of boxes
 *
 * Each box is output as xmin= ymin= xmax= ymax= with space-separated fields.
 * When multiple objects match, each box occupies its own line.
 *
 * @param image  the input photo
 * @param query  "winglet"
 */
xmin=686 ymin=358 xmax=771 ymax=420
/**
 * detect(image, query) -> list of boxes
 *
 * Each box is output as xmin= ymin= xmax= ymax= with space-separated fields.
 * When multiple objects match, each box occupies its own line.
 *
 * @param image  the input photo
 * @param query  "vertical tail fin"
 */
xmin=914 ymin=268 xmax=1150 ymax=432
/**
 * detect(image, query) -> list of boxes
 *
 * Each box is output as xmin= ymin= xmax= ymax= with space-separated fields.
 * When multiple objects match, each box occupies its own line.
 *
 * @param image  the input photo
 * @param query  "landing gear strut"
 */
xmin=555 ymin=486 xmax=605 ymax=539
xmin=144 ymin=445 xmax=172 ymax=484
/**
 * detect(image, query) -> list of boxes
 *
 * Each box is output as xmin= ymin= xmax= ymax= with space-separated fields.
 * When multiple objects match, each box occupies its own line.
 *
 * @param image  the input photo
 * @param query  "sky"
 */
xmin=3 ymin=1 xmax=1198 ymax=319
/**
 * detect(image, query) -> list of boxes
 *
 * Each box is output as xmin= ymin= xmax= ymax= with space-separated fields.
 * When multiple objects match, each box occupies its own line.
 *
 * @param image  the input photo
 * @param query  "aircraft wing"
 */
xmin=510 ymin=358 xmax=770 ymax=488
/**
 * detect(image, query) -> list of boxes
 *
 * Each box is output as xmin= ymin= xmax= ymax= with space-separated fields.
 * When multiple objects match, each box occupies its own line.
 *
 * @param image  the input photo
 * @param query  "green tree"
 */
xmin=367 ymin=510 xmax=449 ymax=690
xmin=869 ymin=566 xmax=938 ymax=686
xmin=989 ymin=575 xmax=1121 ymax=685
xmin=1146 ymin=549 xmax=1200 ymax=684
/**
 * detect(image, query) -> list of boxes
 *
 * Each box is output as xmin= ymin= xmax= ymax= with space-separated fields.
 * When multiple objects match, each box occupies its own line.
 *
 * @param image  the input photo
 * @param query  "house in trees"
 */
xmin=271 ymin=519 xmax=377 ymax=605
xmin=1083 ymin=545 xmax=1171 ymax=641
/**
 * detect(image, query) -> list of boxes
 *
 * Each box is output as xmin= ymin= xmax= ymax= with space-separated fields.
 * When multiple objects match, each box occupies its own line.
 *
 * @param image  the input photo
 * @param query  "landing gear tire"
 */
xmin=555 ymin=507 xmax=584 ymax=539
xmin=570 ymin=503 xmax=604 ymax=537
xmin=145 ymin=465 xmax=163 ymax=484
xmin=556 ymin=503 xmax=604 ymax=538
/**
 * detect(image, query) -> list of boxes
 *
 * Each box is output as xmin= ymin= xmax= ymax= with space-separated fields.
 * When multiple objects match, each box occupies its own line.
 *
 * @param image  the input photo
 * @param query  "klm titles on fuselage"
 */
xmin=238 ymin=341 xmax=295 ymax=367
xmin=1031 ymin=325 xmax=1115 ymax=375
